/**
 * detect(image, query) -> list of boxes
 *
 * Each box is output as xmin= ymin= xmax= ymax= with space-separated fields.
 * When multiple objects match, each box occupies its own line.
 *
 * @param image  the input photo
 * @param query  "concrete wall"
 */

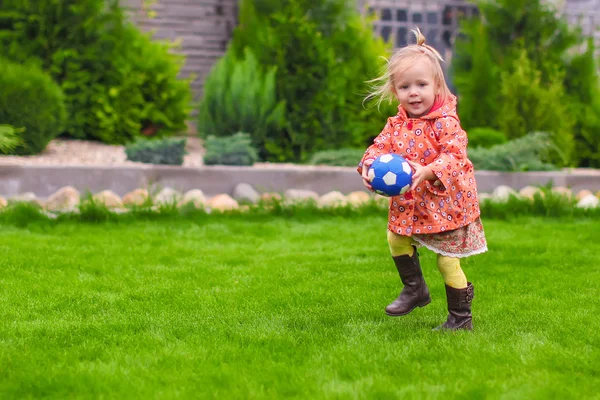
xmin=1 ymin=166 xmax=598 ymax=198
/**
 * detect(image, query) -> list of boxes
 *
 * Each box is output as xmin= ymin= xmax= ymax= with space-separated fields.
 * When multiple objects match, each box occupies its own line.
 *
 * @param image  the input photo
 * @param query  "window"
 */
xmin=427 ymin=29 xmax=439 ymax=49
xmin=442 ymin=30 xmax=452 ymax=48
xmin=427 ymin=12 xmax=438 ymax=24
xmin=443 ymin=6 xmax=452 ymax=25
xmin=381 ymin=26 xmax=392 ymax=42
xmin=396 ymin=9 xmax=407 ymax=22
xmin=381 ymin=8 xmax=392 ymax=21
xmin=412 ymin=13 xmax=423 ymax=23
xmin=396 ymin=27 xmax=408 ymax=47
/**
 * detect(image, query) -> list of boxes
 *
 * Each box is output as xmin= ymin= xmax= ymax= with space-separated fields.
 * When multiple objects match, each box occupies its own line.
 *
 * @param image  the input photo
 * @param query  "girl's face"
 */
xmin=392 ymin=58 xmax=437 ymax=118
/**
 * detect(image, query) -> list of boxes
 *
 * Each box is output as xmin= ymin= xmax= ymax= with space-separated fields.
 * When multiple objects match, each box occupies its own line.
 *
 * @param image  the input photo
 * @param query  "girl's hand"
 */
xmin=407 ymin=160 xmax=436 ymax=192
xmin=361 ymin=160 xmax=374 ymax=192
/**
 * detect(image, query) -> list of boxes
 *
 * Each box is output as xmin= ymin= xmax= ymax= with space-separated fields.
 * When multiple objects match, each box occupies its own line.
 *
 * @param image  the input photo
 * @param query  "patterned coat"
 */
xmin=357 ymin=96 xmax=481 ymax=236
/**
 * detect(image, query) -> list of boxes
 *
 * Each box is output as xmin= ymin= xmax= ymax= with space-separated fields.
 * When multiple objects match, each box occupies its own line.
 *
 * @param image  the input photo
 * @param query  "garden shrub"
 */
xmin=0 ymin=0 xmax=191 ymax=144
xmin=198 ymin=48 xmax=285 ymax=160
xmin=467 ymin=127 xmax=507 ymax=149
xmin=215 ymin=0 xmax=396 ymax=162
xmin=203 ymin=132 xmax=258 ymax=166
xmin=468 ymin=132 xmax=558 ymax=171
xmin=125 ymin=137 xmax=187 ymax=165
xmin=309 ymin=148 xmax=366 ymax=167
xmin=0 ymin=60 xmax=66 ymax=155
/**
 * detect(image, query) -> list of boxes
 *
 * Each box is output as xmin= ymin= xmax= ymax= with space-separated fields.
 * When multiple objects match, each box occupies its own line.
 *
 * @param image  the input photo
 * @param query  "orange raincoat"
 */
xmin=358 ymin=96 xmax=481 ymax=236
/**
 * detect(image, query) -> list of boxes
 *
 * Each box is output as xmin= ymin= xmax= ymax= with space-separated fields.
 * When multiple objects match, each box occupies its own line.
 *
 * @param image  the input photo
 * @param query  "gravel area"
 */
xmin=0 ymin=137 xmax=205 ymax=167
xmin=0 ymin=137 xmax=345 ymax=169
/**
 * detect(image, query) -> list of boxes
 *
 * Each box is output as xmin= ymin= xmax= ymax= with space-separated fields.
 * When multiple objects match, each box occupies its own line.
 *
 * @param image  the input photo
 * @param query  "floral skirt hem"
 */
xmin=411 ymin=217 xmax=488 ymax=259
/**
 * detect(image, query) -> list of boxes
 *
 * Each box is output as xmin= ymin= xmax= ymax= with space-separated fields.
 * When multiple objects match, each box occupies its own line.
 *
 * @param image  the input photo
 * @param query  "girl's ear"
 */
xmin=391 ymin=83 xmax=399 ymax=100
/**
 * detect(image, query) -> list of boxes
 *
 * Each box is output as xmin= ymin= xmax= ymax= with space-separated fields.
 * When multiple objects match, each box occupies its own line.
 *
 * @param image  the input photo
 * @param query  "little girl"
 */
xmin=358 ymin=28 xmax=487 ymax=331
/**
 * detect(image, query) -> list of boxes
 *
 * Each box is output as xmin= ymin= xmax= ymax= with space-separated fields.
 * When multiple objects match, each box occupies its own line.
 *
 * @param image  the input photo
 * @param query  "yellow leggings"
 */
xmin=387 ymin=230 xmax=467 ymax=289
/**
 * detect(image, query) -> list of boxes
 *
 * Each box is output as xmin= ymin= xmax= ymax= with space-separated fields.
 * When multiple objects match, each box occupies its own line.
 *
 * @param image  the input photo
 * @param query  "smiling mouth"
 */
xmin=409 ymin=101 xmax=422 ymax=106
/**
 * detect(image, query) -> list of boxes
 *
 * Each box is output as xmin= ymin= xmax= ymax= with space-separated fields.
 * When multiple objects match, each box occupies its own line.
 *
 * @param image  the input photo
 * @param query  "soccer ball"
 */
xmin=367 ymin=154 xmax=413 ymax=197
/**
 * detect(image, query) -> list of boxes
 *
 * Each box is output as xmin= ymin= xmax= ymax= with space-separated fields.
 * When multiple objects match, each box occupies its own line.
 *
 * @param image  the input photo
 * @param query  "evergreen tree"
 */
xmin=452 ymin=0 xmax=599 ymax=167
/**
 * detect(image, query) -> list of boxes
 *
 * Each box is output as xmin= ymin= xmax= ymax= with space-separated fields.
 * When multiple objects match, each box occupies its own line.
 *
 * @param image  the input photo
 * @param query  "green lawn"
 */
xmin=0 ymin=214 xmax=598 ymax=399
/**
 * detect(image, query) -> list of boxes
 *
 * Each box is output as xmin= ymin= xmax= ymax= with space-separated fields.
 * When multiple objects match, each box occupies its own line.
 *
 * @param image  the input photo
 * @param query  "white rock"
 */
xmin=180 ymin=189 xmax=207 ymax=208
xmin=318 ymin=191 xmax=347 ymax=208
xmin=93 ymin=190 xmax=123 ymax=208
xmin=284 ymin=189 xmax=319 ymax=203
xmin=346 ymin=191 xmax=371 ymax=206
xmin=122 ymin=189 xmax=149 ymax=206
xmin=208 ymin=194 xmax=239 ymax=211
xmin=10 ymin=192 xmax=41 ymax=205
xmin=576 ymin=189 xmax=593 ymax=201
xmin=577 ymin=194 xmax=599 ymax=209
xmin=519 ymin=186 xmax=542 ymax=200
xmin=154 ymin=187 xmax=182 ymax=205
xmin=492 ymin=185 xmax=518 ymax=202
xmin=478 ymin=193 xmax=492 ymax=201
xmin=260 ymin=192 xmax=283 ymax=203
xmin=233 ymin=183 xmax=260 ymax=204
xmin=45 ymin=186 xmax=80 ymax=212
xmin=375 ymin=195 xmax=390 ymax=206
xmin=552 ymin=186 xmax=573 ymax=199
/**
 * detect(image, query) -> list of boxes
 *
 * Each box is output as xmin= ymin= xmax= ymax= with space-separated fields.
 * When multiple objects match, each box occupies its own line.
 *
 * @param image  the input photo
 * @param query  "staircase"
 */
xmin=122 ymin=0 xmax=238 ymax=102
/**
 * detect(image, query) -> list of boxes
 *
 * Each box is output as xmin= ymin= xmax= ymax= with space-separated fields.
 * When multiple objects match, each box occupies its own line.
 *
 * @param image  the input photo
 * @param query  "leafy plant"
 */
xmin=498 ymin=49 xmax=574 ymax=165
xmin=125 ymin=137 xmax=187 ymax=165
xmin=0 ymin=125 xmax=24 ymax=154
xmin=563 ymin=38 xmax=600 ymax=168
xmin=467 ymin=127 xmax=507 ymax=149
xmin=203 ymin=132 xmax=258 ymax=166
xmin=0 ymin=59 xmax=66 ymax=155
xmin=468 ymin=132 xmax=558 ymax=171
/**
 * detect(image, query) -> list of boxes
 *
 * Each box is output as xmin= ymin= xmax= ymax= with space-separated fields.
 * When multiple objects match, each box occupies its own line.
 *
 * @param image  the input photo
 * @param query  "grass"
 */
xmin=0 ymin=212 xmax=599 ymax=399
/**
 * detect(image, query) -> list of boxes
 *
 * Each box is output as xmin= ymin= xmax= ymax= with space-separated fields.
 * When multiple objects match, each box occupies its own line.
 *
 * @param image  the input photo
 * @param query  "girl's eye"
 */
xmin=419 ymin=83 xmax=427 ymax=87
xmin=401 ymin=85 xmax=408 ymax=90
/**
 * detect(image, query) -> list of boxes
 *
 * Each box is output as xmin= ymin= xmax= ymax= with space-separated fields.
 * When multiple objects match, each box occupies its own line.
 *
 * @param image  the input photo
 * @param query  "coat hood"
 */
xmin=396 ymin=95 xmax=459 ymax=121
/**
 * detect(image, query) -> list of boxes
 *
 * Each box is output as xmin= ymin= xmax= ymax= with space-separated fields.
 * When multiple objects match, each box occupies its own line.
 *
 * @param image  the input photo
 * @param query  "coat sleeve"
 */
xmin=426 ymin=116 xmax=469 ymax=184
xmin=357 ymin=117 xmax=396 ymax=176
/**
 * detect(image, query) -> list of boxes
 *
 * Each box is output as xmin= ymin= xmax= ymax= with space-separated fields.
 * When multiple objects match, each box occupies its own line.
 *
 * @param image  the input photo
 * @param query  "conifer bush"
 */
xmin=203 ymin=133 xmax=258 ymax=166
xmin=125 ymin=138 xmax=187 ymax=165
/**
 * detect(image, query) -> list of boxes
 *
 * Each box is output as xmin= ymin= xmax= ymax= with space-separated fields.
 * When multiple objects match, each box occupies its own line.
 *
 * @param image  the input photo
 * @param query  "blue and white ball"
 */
xmin=367 ymin=154 xmax=413 ymax=197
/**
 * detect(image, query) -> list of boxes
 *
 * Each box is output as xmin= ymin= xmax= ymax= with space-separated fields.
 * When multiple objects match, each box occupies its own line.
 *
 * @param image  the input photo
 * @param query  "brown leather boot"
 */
xmin=385 ymin=247 xmax=431 ymax=316
xmin=434 ymin=282 xmax=474 ymax=331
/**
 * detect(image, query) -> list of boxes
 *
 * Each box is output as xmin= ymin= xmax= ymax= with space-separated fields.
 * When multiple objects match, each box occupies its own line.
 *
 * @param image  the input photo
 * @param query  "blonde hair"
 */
xmin=365 ymin=28 xmax=453 ymax=108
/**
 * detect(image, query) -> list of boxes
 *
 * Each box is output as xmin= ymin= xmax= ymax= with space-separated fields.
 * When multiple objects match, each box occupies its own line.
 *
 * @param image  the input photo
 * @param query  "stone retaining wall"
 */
xmin=1 ymin=165 xmax=599 ymax=198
